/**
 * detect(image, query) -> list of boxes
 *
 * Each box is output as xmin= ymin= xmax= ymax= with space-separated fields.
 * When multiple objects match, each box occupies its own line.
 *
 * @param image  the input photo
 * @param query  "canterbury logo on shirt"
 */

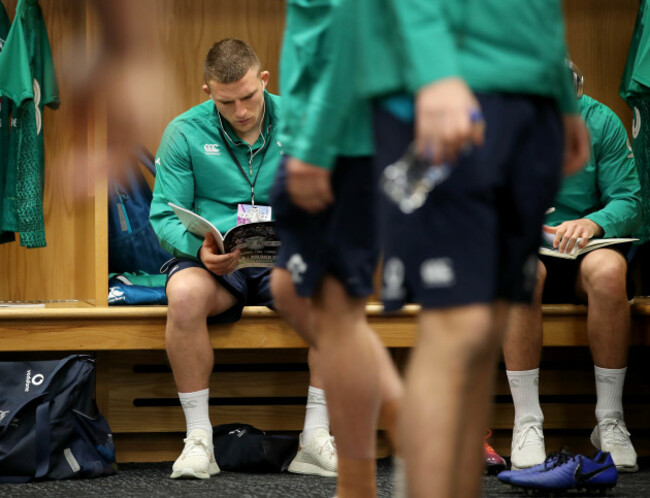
xmin=204 ymin=144 xmax=220 ymax=156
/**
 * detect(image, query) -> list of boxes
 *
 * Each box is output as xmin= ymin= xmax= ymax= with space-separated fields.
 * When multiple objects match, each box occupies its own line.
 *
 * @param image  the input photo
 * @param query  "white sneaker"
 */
xmin=287 ymin=428 xmax=337 ymax=477
xmin=510 ymin=422 xmax=546 ymax=470
xmin=170 ymin=429 xmax=220 ymax=479
xmin=591 ymin=418 xmax=638 ymax=472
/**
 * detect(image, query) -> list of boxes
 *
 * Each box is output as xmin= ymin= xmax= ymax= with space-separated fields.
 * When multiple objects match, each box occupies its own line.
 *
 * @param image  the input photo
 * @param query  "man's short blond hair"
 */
xmin=203 ymin=38 xmax=261 ymax=84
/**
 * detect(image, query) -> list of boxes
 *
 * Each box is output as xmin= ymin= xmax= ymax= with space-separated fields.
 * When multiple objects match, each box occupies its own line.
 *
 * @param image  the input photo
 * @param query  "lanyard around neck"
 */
xmin=218 ymin=126 xmax=270 ymax=205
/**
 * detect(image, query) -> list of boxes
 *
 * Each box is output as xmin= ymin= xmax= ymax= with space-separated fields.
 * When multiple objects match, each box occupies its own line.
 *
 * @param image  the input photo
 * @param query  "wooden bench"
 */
xmin=1 ymin=300 xmax=650 ymax=462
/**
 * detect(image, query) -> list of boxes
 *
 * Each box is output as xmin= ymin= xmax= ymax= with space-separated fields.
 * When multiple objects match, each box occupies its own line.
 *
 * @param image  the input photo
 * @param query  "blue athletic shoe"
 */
xmin=509 ymin=451 xmax=618 ymax=493
xmin=497 ymin=449 xmax=573 ymax=485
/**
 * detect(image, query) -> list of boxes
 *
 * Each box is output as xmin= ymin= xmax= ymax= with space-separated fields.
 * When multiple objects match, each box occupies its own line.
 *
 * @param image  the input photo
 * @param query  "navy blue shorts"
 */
xmin=373 ymin=93 xmax=564 ymax=310
xmin=270 ymin=155 xmax=379 ymax=298
xmin=163 ymin=258 xmax=273 ymax=324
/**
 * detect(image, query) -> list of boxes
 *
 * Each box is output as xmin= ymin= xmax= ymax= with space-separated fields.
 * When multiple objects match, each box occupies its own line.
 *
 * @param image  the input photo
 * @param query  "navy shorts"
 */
xmin=540 ymin=244 xmax=635 ymax=304
xmin=373 ymin=93 xmax=564 ymax=311
xmin=270 ymin=155 xmax=379 ymax=298
xmin=164 ymin=258 xmax=273 ymax=324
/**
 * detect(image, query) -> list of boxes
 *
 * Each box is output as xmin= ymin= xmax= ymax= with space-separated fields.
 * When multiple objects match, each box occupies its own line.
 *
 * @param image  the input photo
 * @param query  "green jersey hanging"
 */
xmin=621 ymin=0 xmax=650 ymax=102
xmin=620 ymin=0 xmax=650 ymax=242
xmin=0 ymin=0 xmax=59 ymax=248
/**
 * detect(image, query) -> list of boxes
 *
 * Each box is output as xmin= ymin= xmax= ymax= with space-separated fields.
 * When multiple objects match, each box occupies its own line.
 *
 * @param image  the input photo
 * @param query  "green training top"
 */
xmin=620 ymin=0 xmax=650 ymax=102
xmin=545 ymin=95 xmax=643 ymax=238
xmin=0 ymin=0 xmax=60 ymax=248
xmin=150 ymin=92 xmax=283 ymax=260
xmin=279 ymin=0 xmax=577 ymax=170
xmin=279 ymin=0 xmax=373 ymax=168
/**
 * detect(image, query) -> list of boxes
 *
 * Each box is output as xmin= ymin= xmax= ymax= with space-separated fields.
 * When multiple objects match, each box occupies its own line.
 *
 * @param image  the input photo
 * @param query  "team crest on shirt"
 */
xmin=204 ymin=143 xmax=221 ymax=156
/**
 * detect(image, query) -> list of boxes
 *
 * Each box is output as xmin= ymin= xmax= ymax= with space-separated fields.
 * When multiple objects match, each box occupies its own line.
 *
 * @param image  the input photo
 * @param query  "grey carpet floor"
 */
xmin=1 ymin=457 xmax=649 ymax=498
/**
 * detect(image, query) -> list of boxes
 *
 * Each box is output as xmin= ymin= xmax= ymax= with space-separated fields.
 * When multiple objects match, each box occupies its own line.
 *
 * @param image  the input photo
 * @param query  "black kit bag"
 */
xmin=0 ymin=354 xmax=117 ymax=482
xmin=213 ymin=423 xmax=298 ymax=473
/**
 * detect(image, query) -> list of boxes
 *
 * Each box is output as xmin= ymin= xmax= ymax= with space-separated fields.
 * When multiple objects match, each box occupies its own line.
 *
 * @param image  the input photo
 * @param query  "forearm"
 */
xmin=586 ymin=199 xmax=643 ymax=238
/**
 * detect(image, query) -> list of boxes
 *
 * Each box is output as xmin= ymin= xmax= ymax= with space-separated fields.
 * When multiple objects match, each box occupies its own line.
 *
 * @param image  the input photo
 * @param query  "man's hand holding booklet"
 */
xmin=539 ymin=228 xmax=637 ymax=260
xmin=168 ymin=202 xmax=280 ymax=270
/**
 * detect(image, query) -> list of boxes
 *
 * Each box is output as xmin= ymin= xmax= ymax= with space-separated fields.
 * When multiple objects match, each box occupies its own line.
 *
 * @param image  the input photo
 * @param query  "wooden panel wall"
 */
xmin=137 ymin=0 xmax=286 ymax=155
xmin=564 ymin=0 xmax=639 ymax=133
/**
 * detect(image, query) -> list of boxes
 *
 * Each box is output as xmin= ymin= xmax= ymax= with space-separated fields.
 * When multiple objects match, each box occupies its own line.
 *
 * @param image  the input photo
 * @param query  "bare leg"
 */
xmin=578 ymin=249 xmax=637 ymax=471
xmin=366 ymin=329 xmax=403 ymax=451
xmin=455 ymin=302 xmax=510 ymax=498
xmin=401 ymin=304 xmax=495 ymax=498
xmin=166 ymin=267 xmax=237 ymax=479
xmin=166 ymin=267 xmax=237 ymax=392
xmin=503 ymin=261 xmax=546 ymax=371
xmin=315 ymin=276 xmax=381 ymax=497
xmin=271 ymin=268 xmax=323 ymax=387
xmin=578 ymin=250 xmax=630 ymax=369
xmin=501 ymin=261 xmax=547 ymax=468
xmin=273 ymin=266 xmax=401 ymax=407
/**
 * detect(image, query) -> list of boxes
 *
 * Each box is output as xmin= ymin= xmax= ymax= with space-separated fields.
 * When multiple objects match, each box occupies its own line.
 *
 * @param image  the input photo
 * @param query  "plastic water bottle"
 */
xmin=380 ymin=143 xmax=452 ymax=214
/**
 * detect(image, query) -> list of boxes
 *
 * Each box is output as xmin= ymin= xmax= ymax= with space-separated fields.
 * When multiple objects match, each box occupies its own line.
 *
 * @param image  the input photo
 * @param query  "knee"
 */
xmin=422 ymin=307 xmax=497 ymax=367
xmin=584 ymin=258 xmax=627 ymax=300
xmin=463 ymin=313 xmax=501 ymax=365
xmin=166 ymin=275 xmax=212 ymax=327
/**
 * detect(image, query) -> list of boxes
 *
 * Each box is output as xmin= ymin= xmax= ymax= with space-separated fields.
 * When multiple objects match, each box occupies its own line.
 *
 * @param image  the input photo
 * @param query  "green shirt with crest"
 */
xmin=150 ymin=92 xmax=283 ymax=260
xmin=545 ymin=95 xmax=643 ymax=238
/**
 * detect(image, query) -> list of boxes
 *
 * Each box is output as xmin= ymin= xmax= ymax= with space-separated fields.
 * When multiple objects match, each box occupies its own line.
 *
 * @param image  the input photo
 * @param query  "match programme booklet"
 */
xmin=539 ymin=232 xmax=637 ymax=260
xmin=168 ymin=202 xmax=280 ymax=269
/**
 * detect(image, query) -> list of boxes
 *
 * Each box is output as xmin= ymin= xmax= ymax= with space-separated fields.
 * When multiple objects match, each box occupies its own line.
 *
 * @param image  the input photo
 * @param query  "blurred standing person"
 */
xmin=274 ymin=0 xmax=589 ymax=497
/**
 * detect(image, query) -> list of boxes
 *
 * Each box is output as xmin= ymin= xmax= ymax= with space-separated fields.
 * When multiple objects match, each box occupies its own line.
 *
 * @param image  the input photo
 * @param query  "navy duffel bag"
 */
xmin=0 ymin=354 xmax=117 ymax=482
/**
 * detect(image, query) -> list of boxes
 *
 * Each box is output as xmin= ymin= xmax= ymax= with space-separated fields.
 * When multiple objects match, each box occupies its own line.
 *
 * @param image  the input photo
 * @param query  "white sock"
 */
xmin=507 ymin=369 xmax=544 ymax=427
xmin=179 ymin=388 xmax=212 ymax=437
xmin=595 ymin=365 xmax=627 ymax=422
xmin=302 ymin=386 xmax=329 ymax=442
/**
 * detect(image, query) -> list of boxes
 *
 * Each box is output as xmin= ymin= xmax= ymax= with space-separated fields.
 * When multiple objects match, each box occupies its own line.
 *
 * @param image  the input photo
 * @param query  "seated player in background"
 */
xmin=502 ymin=65 xmax=642 ymax=473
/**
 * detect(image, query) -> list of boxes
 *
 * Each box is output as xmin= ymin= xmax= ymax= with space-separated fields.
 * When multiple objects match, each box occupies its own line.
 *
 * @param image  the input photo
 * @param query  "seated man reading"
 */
xmin=150 ymin=38 xmax=335 ymax=480
xmin=502 ymin=71 xmax=643 ymax=473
